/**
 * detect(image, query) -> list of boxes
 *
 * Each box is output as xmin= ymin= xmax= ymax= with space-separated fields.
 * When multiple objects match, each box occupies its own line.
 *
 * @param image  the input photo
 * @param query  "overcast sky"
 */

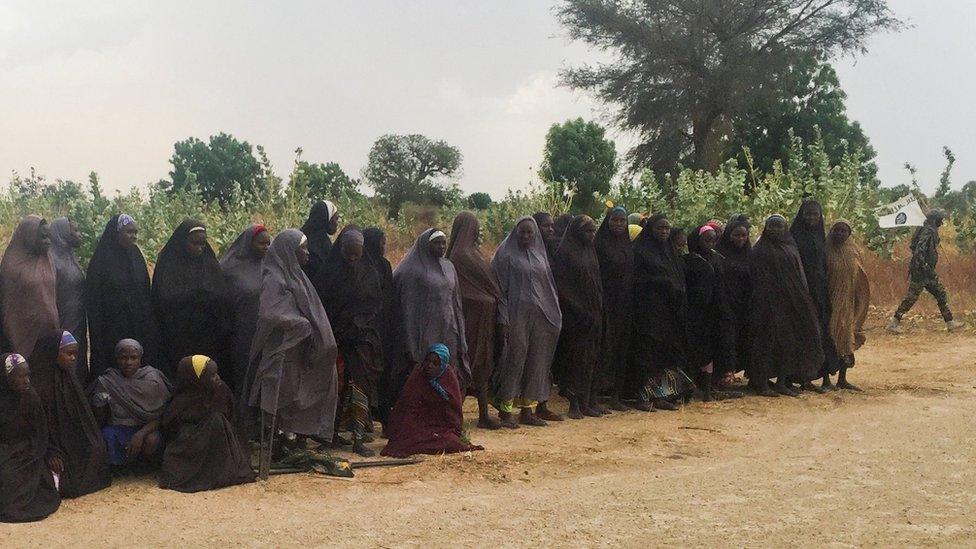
xmin=1 ymin=0 xmax=973 ymax=198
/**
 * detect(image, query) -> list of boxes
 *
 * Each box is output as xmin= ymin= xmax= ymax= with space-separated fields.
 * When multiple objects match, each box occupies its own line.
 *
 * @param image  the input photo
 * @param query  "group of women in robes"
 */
xmin=0 ymin=195 xmax=877 ymax=522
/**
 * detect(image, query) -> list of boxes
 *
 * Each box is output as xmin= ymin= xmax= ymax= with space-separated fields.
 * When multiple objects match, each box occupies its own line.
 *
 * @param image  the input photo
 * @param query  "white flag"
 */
xmin=877 ymin=194 xmax=926 ymax=228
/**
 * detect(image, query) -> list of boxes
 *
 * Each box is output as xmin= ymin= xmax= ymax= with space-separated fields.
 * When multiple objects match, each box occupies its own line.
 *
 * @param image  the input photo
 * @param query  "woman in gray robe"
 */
xmin=49 ymin=218 xmax=88 ymax=380
xmin=244 ymin=229 xmax=338 ymax=448
xmin=490 ymin=217 xmax=562 ymax=429
xmin=220 ymin=224 xmax=271 ymax=394
xmin=385 ymin=228 xmax=469 ymax=421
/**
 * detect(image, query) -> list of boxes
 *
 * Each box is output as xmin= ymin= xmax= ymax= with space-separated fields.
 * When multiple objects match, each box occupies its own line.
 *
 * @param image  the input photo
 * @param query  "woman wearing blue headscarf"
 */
xmin=381 ymin=344 xmax=483 ymax=458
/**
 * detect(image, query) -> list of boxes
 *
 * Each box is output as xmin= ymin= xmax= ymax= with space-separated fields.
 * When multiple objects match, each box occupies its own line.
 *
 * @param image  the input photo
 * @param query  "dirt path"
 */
xmin=5 ymin=328 xmax=976 ymax=547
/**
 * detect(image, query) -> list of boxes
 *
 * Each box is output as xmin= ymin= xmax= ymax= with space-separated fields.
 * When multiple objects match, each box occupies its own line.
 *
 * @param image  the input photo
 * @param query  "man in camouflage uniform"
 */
xmin=888 ymin=209 xmax=966 ymax=333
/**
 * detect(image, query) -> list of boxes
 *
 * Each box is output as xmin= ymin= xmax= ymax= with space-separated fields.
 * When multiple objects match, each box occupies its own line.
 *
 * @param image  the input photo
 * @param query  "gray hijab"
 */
xmin=490 ymin=216 xmax=562 ymax=329
xmin=392 ymin=228 xmax=470 ymax=385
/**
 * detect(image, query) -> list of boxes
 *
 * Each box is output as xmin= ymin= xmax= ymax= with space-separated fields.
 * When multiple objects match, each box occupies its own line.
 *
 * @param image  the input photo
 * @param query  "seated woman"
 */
xmin=29 ymin=331 xmax=111 ymax=498
xmin=381 ymin=344 xmax=483 ymax=458
xmin=90 ymin=339 xmax=172 ymax=468
xmin=0 ymin=354 xmax=62 ymax=523
xmin=159 ymin=355 xmax=255 ymax=493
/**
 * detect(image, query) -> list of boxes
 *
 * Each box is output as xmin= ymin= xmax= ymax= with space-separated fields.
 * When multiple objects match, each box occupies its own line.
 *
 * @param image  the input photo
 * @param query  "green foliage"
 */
xmin=289 ymin=148 xmax=361 ymax=203
xmin=539 ymin=118 xmax=617 ymax=214
xmin=467 ymin=192 xmax=493 ymax=210
xmin=362 ymin=134 xmax=462 ymax=219
xmin=165 ymin=133 xmax=262 ymax=206
xmin=557 ymin=0 xmax=901 ymax=174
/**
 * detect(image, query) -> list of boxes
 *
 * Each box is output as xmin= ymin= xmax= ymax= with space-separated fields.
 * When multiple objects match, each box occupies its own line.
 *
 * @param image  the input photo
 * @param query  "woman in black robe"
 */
xmin=152 ymin=219 xmax=232 ymax=381
xmin=300 ymin=200 xmax=339 ymax=280
xmin=159 ymin=355 xmax=255 ymax=493
xmin=28 ymin=331 xmax=110 ymax=498
xmin=748 ymin=215 xmax=825 ymax=396
xmin=0 ymin=353 xmax=62 ymax=523
xmin=552 ymin=215 xmax=604 ymax=419
xmin=49 ymin=218 xmax=89 ymax=380
xmin=220 ymin=225 xmax=272 ymax=394
xmin=629 ymin=214 xmax=693 ymax=411
xmin=594 ymin=207 xmax=634 ymax=410
xmin=85 ymin=214 xmax=162 ymax=382
xmin=685 ymin=225 xmax=738 ymax=401
xmin=716 ymin=214 xmax=752 ymax=384
xmin=312 ymin=227 xmax=384 ymax=457
xmin=791 ymin=199 xmax=840 ymax=391
xmin=532 ymin=212 xmax=558 ymax=261
xmin=363 ymin=227 xmax=397 ymax=426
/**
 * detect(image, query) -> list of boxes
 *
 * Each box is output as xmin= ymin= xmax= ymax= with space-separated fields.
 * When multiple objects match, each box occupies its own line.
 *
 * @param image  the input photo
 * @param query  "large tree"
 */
xmin=167 ymin=132 xmax=261 ymax=206
xmin=289 ymin=148 xmax=360 ymax=201
xmin=557 ymin=0 xmax=901 ymax=175
xmin=540 ymin=118 xmax=618 ymax=213
xmin=363 ymin=134 xmax=462 ymax=219
xmin=728 ymin=54 xmax=876 ymax=177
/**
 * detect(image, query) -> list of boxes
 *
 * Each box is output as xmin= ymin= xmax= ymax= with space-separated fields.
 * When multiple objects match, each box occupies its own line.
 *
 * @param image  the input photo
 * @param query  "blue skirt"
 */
xmin=101 ymin=424 xmax=140 ymax=466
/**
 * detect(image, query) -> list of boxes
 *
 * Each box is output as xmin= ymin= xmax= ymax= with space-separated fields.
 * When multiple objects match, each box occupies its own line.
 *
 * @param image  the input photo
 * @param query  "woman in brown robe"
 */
xmin=447 ymin=212 xmax=502 ymax=430
xmin=29 ymin=331 xmax=110 ymax=498
xmin=0 ymin=216 xmax=59 ymax=356
xmin=159 ymin=355 xmax=255 ymax=493
xmin=826 ymin=220 xmax=870 ymax=391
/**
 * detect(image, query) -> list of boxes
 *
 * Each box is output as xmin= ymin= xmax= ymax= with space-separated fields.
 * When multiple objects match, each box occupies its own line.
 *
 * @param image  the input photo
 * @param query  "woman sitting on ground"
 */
xmin=90 ymin=339 xmax=172 ymax=469
xmin=29 ymin=331 xmax=111 ymax=498
xmin=381 ymin=344 xmax=483 ymax=458
xmin=159 ymin=355 xmax=255 ymax=493
xmin=0 ymin=353 xmax=62 ymax=523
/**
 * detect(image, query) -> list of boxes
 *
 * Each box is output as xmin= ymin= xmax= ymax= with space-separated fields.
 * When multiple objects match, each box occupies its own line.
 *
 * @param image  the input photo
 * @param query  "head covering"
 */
xmin=115 ymin=338 xmax=144 ymax=357
xmin=490 ymin=217 xmax=562 ymax=329
xmin=91 ymin=363 xmax=173 ymax=426
xmin=152 ymin=219 xmax=230 ymax=378
xmin=789 ymin=199 xmax=833 ymax=362
xmin=244 ymin=229 xmax=338 ymax=438
xmin=688 ymin=224 xmax=717 ymax=257
xmin=86 ymin=215 xmax=160 ymax=381
xmin=447 ymin=211 xmax=502 ymax=304
xmin=428 ymin=230 xmax=446 ymax=242
xmin=48 ymin=218 xmax=88 ymax=377
xmin=59 ymin=331 xmax=77 ymax=348
xmin=826 ymin=219 xmax=871 ymax=358
xmin=300 ymin=201 xmax=338 ymax=277
xmin=628 ymin=213 xmax=642 ymax=225
xmin=426 ymin=343 xmax=452 ymax=401
xmin=0 ymin=215 xmax=59 ymax=356
xmin=628 ymin=224 xmax=643 ymax=241
xmin=3 ymin=353 xmax=26 ymax=375
xmin=190 ymin=355 xmax=210 ymax=378
xmin=716 ymin=213 xmax=752 ymax=264
xmin=532 ymin=212 xmax=557 ymax=260
xmin=28 ymin=331 xmax=111 ymax=498
xmin=117 ymin=214 xmax=135 ymax=231
xmin=392 ymin=228 xmax=470 ymax=387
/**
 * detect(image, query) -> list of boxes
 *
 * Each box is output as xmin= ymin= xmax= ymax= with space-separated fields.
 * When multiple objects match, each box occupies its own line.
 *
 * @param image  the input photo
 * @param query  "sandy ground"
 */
xmin=4 ymin=322 xmax=976 ymax=548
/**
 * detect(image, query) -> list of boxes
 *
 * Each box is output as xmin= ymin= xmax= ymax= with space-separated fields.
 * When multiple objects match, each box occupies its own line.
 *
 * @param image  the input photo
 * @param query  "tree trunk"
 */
xmin=692 ymin=111 xmax=726 ymax=173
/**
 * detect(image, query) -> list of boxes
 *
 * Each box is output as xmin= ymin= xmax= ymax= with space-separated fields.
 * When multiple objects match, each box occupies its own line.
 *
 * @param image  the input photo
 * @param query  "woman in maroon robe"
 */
xmin=381 ymin=344 xmax=483 ymax=458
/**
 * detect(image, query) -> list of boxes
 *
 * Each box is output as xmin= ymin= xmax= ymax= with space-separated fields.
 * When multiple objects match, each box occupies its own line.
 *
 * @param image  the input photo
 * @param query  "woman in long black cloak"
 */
xmin=629 ymin=214 xmax=693 ymax=411
xmin=685 ymin=225 xmax=738 ymax=401
xmin=790 ymin=199 xmax=840 ymax=391
xmin=594 ymin=207 xmax=634 ymax=410
xmin=363 ymin=228 xmax=397 ymax=426
xmin=300 ymin=200 xmax=339 ymax=281
xmin=716 ymin=214 xmax=752 ymax=383
xmin=152 ymin=219 xmax=232 ymax=381
xmin=748 ymin=215 xmax=825 ymax=396
xmin=159 ymin=355 xmax=255 ymax=493
xmin=0 ymin=353 xmax=62 ymax=523
xmin=220 ymin=225 xmax=272 ymax=394
xmin=312 ymin=227 xmax=384 ymax=456
xmin=85 ymin=214 xmax=162 ymax=382
xmin=29 ymin=331 xmax=110 ymax=498
xmin=49 ymin=218 xmax=89 ymax=380
xmin=552 ymin=215 xmax=604 ymax=419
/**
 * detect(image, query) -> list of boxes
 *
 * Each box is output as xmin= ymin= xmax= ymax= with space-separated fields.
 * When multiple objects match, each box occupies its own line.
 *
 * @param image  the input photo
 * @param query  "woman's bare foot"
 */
xmin=608 ymin=398 xmax=631 ymax=412
xmin=633 ymin=401 xmax=655 ymax=412
xmin=519 ymin=408 xmax=547 ymax=426
xmin=800 ymin=381 xmax=826 ymax=394
xmin=837 ymin=380 xmax=862 ymax=392
xmin=498 ymin=411 xmax=519 ymax=429
xmin=588 ymin=402 xmax=608 ymax=415
xmin=581 ymin=406 xmax=602 ymax=418
xmin=774 ymin=382 xmax=799 ymax=397
xmin=535 ymin=407 xmax=564 ymax=422
xmin=654 ymin=399 xmax=679 ymax=411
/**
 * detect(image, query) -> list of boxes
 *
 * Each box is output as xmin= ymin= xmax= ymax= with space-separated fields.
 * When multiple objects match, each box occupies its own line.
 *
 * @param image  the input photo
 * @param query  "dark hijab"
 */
xmin=152 ymin=219 xmax=231 ymax=379
xmin=220 ymin=225 xmax=268 ymax=392
xmin=552 ymin=215 xmax=604 ymax=334
xmin=631 ymin=213 xmax=687 ymax=364
xmin=532 ymin=211 xmax=557 ymax=261
xmin=28 ymin=331 xmax=110 ymax=498
xmin=48 ymin=218 xmax=88 ymax=379
xmin=85 ymin=215 xmax=161 ymax=381
xmin=300 ymin=200 xmax=337 ymax=279
xmin=0 ymin=216 xmax=59 ymax=356
xmin=748 ymin=216 xmax=824 ymax=382
xmin=447 ymin=212 xmax=502 ymax=304
xmin=594 ymin=207 xmax=635 ymax=306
